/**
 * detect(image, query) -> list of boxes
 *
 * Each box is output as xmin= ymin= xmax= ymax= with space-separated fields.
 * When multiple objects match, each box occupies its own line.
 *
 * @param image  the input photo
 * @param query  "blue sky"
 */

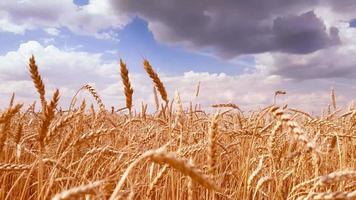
xmin=0 ymin=0 xmax=355 ymax=112
xmin=0 ymin=16 xmax=250 ymax=75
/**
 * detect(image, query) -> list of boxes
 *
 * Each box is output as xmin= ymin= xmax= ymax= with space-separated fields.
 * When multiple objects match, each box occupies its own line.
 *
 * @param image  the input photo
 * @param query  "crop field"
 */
xmin=0 ymin=56 xmax=355 ymax=200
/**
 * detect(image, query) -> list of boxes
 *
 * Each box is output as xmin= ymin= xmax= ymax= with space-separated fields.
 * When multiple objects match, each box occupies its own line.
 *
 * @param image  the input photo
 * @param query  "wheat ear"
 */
xmin=28 ymin=55 xmax=46 ymax=110
xmin=149 ymin=149 xmax=220 ymax=191
xmin=153 ymin=86 xmax=160 ymax=111
xmin=248 ymin=156 xmax=265 ymax=190
xmin=208 ymin=112 xmax=219 ymax=175
xmin=0 ymin=163 xmax=31 ymax=171
xmin=331 ymin=87 xmax=336 ymax=110
xmin=0 ymin=104 xmax=23 ymax=153
xmin=52 ymin=180 xmax=104 ymax=200
xmin=211 ymin=103 xmax=241 ymax=111
xmin=143 ymin=59 xmax=168 ymax=103
xmin=38 ymin=89 xmax=59 ymax=147
xmin=82 ymin=84 xmax=105 ymax=111
xmin=120 ymin=59 xmax=134 ymax=112
xmin=110 ymin=148 xmax=219 ymax=199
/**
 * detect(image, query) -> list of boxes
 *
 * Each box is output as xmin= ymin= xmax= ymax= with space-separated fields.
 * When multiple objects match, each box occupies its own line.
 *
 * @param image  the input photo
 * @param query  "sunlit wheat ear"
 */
xmin=143 ymin=59 xmax=169 ymax=103
xmin=45 ymin=109 xmax=82 ymax=144
xmin=253 ymin=176 xmax=272 ymax=200
xmin=52 ymin=180 xmax=104 ymax=200
xmin=331 ymin=87 xmax=336 ymax=110
xmin=172 ymin=90 xmax=184 ymax=129
xmin=38 ymin=89 xmax=59 ymax=147
xmin=0 ymin=104 xmax=23 ymax=153
xmin=110 ymin=148 xmax=219 ymax=200
xmin=302 ymin=191 xmax=356 ymax=200
xmin=208 ymin=112 xmax=219 ymax=175
xmin=28 ymin=55 xmax=46 ymax=110
xmin=148 ymin=149 xmax=220 ymax=192
xmin=211 ymin=103 xmax=241 ymax=111
xmin=120 ymin=59 xmax=134 ymax=113
xmin=153 ymin=86 xmax=160 ymax=111
xmin=82 ymin=84 xmax=105 ymax=111
xmin=14 ymin=123 xmax=23 ymax=158
xmin=268 ymin=121 xmax=282 ymax=155
xmin=317 ymin=170 xmax=356 ymax=185
xmin=0 ymin=104 xmax=22 ymax=124
xmin=0 ymin=163 xmax=31 ymax=171
xmin=248 ymin=156 xmax=265 ymax=190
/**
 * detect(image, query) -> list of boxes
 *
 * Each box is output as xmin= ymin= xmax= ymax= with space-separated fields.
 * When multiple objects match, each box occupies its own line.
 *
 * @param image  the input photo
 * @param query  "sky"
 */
xmin=0 ymin=0 xmax=355 ymax=113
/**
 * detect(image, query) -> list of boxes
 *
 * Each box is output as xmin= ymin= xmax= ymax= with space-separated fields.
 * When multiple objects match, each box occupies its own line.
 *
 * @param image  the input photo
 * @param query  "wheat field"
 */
xmin=0 ymin=56 xmax=355 ymax=200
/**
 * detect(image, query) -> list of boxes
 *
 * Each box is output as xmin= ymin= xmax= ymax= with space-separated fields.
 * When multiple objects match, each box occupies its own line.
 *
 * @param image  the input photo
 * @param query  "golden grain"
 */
xmin=0 ymin=56 xmax=353 ymax=200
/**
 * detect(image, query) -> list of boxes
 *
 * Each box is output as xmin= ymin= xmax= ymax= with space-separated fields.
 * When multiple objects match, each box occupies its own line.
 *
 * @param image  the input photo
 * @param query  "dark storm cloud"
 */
xmin=111 ymin=0 xmax=339 ymax=57
xmin=272 ymin=11 xmax=340 ymax=54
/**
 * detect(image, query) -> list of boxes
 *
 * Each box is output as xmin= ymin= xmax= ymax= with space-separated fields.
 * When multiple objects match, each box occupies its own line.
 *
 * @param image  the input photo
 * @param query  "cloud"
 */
xmin=102 ymin=70 xmax=355 ymax=113
xmin=0 ymin=41 xmax=109 ymax=83
xmin=0 ymin=40 xmax=121 ymax=107
xmin=2 ymin=0 xmax=355 ymax=81
xmin=255 ymin=13 xmax=356 ymax=80
xmin=106 ymin=0 xmax=356 ymax=81
xmin=110 ymin=0 xmax=342 ymax=57
xmin=0 ymin=0 xmax=130 ymax=39
xmin=325 ymin=0 xmax=356 ymax=14
xmin=0 ymin=41 xmax=354 ymax=112
xmin=256 ymin=45 xmax=356 ymax=80
xmin=272 ymin=11 xmax=340 ymax=54
xmin=44 ymin=28 xmax=60 ymax=36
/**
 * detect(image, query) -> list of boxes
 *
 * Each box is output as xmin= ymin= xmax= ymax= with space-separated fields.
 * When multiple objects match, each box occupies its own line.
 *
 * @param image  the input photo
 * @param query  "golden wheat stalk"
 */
xmin=0 ymin=104 xmax=23 ymax=153
xmin=248 ymin=156 xmax=265 ymax=190
xmin=188 ymin=157 xmax=194 ymax=200
xmin=152 ymin=86 xmax=160 ymax=111
xmin=317 ymin=170 xmax=356 ymax=185
xmin=143 ymin=59 xmax=168 ymax=103
xmin=0 ymin=104 xmax=23 ymax=124
xmin=120 ymin=59 xmax=134 ymax=112
xmin=82 ymin=84 xmax=105 ymax=111
xmin=69 ymin=127 xmax=117 ymax=147
xmin=38 ymin=89 xmax=60 ymax=147
xmin=253 ymin=176 xmax=272 ymax=200
xmin=299 ymin=191 xmax=356 ymax=200
xmin=146 ymin=165 xmax=169 ymax=197
xmin=211 ymin=103 xmax=241 ymax=111
xmin=51 ymin=180 xmax=104 ymax=200
xmin=0 ymin=163 xmax=31 ymax=171
xmin=148 ymin=150 xmax=220 ymax=191
xmin=45 ymin=109 xmax=82 ymax=144
xmin=208 ymin=112 xmax=219 ymax=175
xmin=110 ymin=148 xmax=219 ymax=199
xmin=331 ymin=87 xmax=336 ymax=110
xmin=28 ymin=55 xmax=46 ymax=110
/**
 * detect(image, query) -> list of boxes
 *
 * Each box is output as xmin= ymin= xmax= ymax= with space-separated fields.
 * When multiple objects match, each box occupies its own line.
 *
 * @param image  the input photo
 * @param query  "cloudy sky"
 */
xmin=0 ymin=0 xmax=355 ymax=113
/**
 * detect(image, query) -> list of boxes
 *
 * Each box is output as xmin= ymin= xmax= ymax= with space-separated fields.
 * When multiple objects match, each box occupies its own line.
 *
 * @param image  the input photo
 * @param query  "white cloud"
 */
xmin=0 ymin=18 xmax=29 ymax=34
xmin=1 ymin=41 xmax=354 ymax=113
xmin=0 ymin=40 xmax=117 ymax=108
xmin=44 ymin=27 xmax=60 ymax=36
xmin=103 ymin=70 xmax=355 ymax=113
xmin=0 ymin=0 xmax=130 ymax=40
